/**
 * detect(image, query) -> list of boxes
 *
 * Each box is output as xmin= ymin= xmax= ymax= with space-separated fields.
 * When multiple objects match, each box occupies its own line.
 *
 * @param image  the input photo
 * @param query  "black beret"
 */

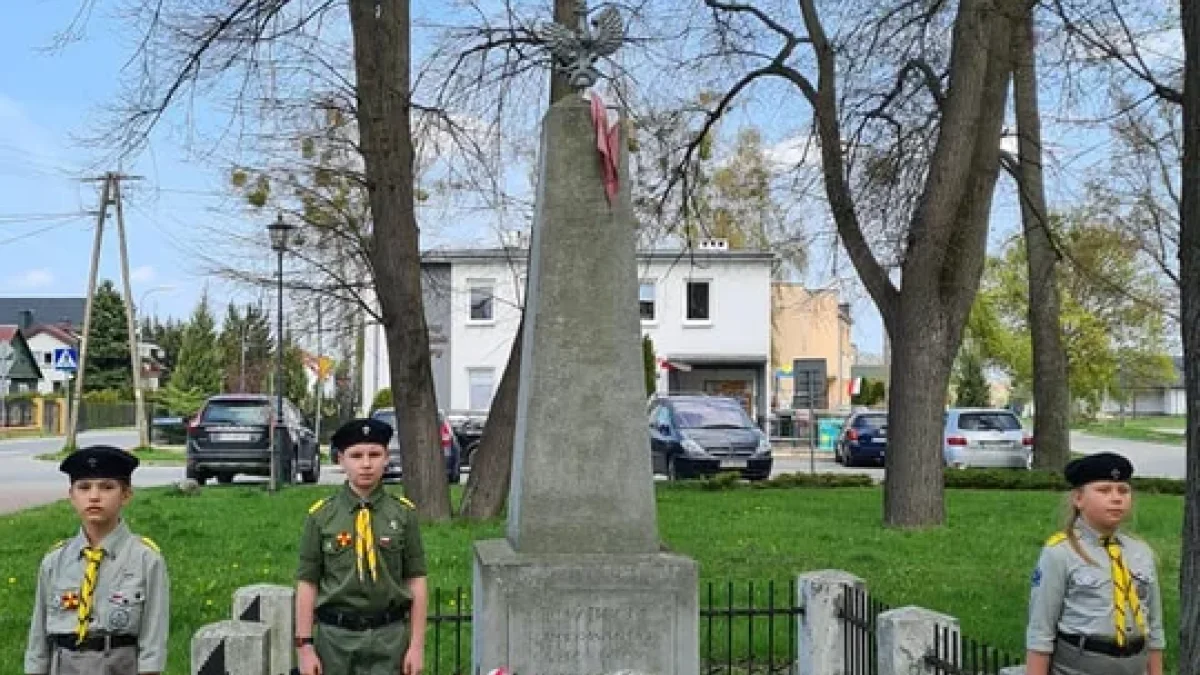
xmin=331 ymin=417 xmax=393 ymax=450
xmin=60 ymin=445 xmax=139 ymax=482
xmin=1063 ymin=451 xmax=1133 ymax=487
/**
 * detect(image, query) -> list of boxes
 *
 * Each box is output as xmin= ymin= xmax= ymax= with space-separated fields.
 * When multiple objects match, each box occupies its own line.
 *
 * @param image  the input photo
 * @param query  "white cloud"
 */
xmin=5 ymin=268 xmax=54 ymax=290
xmin=131 ymin=266 xmax=156 ymax=283
xmin=764 ymin=135 xmax=821 ymax=169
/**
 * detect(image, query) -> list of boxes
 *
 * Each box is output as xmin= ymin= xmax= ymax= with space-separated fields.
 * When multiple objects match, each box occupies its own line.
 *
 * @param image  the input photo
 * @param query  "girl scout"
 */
xmin=1025 ymin=451 xmax=1165 ymax=675
xmin=24 ymin=445 xmax=170 ymax=675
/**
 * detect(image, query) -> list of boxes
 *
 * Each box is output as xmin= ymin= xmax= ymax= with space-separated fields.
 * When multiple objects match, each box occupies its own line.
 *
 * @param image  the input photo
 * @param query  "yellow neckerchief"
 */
xmin=343 ymin=483 xmax=386 ymax=583
xmin=1100 ymin=534 xmax=1148 ymax=645
xmin=76 ymin=547 xmax=106 ymax=643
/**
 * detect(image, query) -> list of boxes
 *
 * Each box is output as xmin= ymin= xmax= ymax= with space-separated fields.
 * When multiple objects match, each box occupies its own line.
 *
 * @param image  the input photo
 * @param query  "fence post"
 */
xmin=192 ymin=620 xmax=270 ymax=675
xmin=998 ymin=667 xmax=1026 ymax=675
xmin=233 ymin=584 xmax=296 ymax=675
xmin=796 ymin=569 xmax=865 ymax=675
xmin=876 ymin=606 xmax=958 ymax=675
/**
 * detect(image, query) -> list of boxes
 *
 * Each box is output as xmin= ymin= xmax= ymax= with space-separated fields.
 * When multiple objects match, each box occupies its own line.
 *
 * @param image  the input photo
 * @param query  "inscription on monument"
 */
xmin=509 ymin=601 xmax=675 ymax=675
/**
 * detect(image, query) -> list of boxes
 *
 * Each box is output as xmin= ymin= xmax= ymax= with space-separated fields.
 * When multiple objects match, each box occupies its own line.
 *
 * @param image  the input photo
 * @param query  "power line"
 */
xmin=0 ymin=220 xmax=79 ymax=246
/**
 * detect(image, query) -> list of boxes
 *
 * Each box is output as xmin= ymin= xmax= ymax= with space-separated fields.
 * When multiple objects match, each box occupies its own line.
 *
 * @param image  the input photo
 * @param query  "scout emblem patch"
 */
xmin=108 ymin=607 xmax=131 ymax=630
xmin=379 ymin=536 xmax=393 ymax=548
xmin=336 ymin=532 xmax=352 ymax=548
xmin=60 ymin=591 xmax=80 ymax=610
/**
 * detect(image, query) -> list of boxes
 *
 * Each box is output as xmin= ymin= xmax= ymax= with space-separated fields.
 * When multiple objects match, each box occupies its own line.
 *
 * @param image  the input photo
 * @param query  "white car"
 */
xmin=942 ymin=408 xmax=1032 ymax=470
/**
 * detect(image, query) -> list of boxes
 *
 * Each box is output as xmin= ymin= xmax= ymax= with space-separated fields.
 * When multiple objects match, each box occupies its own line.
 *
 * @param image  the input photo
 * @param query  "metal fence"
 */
xmin=923 ymin=624 xmax=1021 ymax=675
xmin=421 ymin=581 xmax=805 ymax=675
xmin=840 ymin=584 xmax=891 ymax=675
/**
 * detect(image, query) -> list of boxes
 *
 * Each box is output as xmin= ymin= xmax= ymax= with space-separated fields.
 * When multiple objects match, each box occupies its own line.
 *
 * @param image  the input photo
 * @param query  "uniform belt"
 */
xmin=1057 ymin=632 xmax=1147 ymax=658
xmin=50 ymin=633 xmax=138 ymax=652
xmin=316 ymin=606 xmax=408 ymax=631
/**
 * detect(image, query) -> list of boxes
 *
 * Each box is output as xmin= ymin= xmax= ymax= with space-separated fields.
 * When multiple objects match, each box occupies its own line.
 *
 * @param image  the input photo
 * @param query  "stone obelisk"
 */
xmin=472 ymin=5 xmax=699 ymax=675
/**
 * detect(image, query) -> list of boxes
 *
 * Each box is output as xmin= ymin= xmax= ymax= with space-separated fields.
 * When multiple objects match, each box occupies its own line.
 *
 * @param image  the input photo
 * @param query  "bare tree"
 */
xmin=671 ymin=0 xmax=1018 ymax=526
xmin=1181 ymin=2 xmax=1200 ymax=673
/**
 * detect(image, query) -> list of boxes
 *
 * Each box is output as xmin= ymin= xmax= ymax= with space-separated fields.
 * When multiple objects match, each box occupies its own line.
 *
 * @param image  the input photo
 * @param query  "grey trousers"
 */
xmin=51 ymin=644 xmax=138 ymax=675
xmin=1051 ymin=638 xmax=1148 ymax=675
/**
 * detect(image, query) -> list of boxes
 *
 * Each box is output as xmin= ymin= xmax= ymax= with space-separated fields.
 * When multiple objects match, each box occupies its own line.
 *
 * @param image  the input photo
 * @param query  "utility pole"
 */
xmin=66 ymin=176 xmax=113 ymax=450
xmin=112 ymin=175 xmax=149 ymax=449
xmin=314 ymin=296 xmax=324 ymax=443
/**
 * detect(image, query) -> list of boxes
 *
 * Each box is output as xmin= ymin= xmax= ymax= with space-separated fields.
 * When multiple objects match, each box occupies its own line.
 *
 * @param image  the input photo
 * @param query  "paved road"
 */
xmin=1070 ymin=431 xmax=1184 ymax=479
xmin=768 ymin=432 xmax=1187 ymax=481
xmin=0 ymin=431 xmax=345 ymax=515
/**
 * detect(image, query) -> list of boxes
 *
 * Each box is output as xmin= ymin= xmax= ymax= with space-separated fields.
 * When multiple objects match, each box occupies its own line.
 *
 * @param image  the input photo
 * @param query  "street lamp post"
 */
xmin=267 ymin=213 xmax=295 ymax=493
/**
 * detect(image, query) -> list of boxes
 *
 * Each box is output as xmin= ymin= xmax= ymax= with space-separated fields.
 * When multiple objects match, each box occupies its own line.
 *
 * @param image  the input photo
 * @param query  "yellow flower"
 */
xmin=232 ymin=563 xmax=240 ymax=569
xmin=7 ymin=577 xmax=15 ymax=584
xmin=206 ymin=599 xmax=214 ymax=607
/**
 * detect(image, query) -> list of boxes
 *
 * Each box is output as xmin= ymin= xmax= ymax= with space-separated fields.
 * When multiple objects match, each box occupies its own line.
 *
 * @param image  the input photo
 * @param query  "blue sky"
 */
xmin=0 ymin=1 xmax=1141 ymax=359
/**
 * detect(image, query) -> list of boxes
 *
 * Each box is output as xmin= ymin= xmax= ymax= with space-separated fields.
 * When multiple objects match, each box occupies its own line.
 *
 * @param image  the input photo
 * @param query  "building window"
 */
xmin=685 ymin=280 xmax=711 ymax=322
xmin=468 ymin=368 xmax=496 ymax=411
xmin=468 ymin=281 xmax=495 ymax=322
xmin=43 ymin=352 xmax=52 ymax=365
xmin=639 ymin=281 xmax=656 ymax=322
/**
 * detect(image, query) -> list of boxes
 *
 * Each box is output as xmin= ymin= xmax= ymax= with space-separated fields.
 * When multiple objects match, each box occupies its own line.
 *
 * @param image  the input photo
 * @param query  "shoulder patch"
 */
xmin=47 ymin=539 xmax=66 ymax=553
xmin=398 ymin=496 xmax=416 ymax=510
xmin=1045 ymin=532 xmax=1067 ymax=547
xmin=309 ymin=497 xmax=331 ymax=514
xmin=140 ymin=536 xmax=161 ymax=554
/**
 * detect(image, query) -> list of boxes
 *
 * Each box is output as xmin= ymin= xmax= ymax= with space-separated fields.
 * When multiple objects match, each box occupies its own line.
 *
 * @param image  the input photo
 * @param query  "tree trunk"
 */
xmin=348 ymin=0 xmax=451 ymax=520
xmin=805 ymin=0 xmax=1015 ymax=527
xmin=1013 ymin=4 xmax=1071 ymax=471
xmin=459 ymin=323 xmax=523 ymax=519
xmin=456 ymin=0 xmax=579 ymax=521
xmin=1179 ymin=0 xmax=1200 ymax=670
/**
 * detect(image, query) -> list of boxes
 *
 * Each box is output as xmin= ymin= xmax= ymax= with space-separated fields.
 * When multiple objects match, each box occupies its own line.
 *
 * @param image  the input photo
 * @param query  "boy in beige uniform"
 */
xmin=24 ymin=445 xmax=170 ymax=675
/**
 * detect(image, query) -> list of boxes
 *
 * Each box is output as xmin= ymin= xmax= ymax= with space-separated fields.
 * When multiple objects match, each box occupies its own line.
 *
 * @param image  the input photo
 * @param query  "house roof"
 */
xmin=0 ymin=325 xmax=15 ymax=342
xmin=0 ymin=297 xmax=86 ymax=328
xmin=420 ymin=247 xmax=777 ymax=264
xmin=25 ymin=323 xmax=79 ymax=345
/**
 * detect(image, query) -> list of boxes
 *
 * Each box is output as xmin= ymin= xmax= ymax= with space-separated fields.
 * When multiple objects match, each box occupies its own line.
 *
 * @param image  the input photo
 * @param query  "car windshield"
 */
xmin=373 ymin=411 xmax=397 ymax=430
xmin=856 ymin=414 xmax=887 ymax=429
xmin=672 ymin=400 xmax=752 ymax=429
xmin=202 ymin=401 xmax=270 ymax=425
xmin=957 ymin=412 xmax=1021 ymax=432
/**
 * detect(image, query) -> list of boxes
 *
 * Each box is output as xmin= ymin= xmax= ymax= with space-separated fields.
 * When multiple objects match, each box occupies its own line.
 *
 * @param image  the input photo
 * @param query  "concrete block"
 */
xmin=192 ymin=620 xmax=270 ymax=675
xmin=233 ymin=584 xmax=295 ymax=675
xmin=877 ymin=606 xmax=958 ymax=675
xmin=796 ymin=570 xmax=866 ymax=675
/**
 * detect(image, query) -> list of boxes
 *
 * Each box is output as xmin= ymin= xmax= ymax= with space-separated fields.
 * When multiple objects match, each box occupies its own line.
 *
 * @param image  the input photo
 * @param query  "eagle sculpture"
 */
xmin=538 ymin=3 xmax=625 ymax=90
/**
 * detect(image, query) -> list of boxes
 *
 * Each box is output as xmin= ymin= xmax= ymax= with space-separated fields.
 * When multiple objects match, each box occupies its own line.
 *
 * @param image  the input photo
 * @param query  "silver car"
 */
xmin=942 ymin=408 xmax=1032 ymax=470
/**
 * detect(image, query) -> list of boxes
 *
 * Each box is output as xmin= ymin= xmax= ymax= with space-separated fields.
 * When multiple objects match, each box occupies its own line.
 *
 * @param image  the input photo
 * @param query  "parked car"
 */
xmin=360 ymin=407 xmax=462 ymax=484
xmin=185 ymin=394 xmax=321 ymax=485
xmin=942 ymin=408 xmax=1032 ymax=470
xmin=648 ymin=394 xmax=773 ymax=481
xmin=835 ymin=411 xmax=887 ymax=467
xmin=447 ymin=412 xmax=486 ymax=469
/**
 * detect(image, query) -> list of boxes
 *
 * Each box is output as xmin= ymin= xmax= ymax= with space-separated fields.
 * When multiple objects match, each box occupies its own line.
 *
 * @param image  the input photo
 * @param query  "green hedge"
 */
xmin=668 ymin=469 xmax=1186 ymax=495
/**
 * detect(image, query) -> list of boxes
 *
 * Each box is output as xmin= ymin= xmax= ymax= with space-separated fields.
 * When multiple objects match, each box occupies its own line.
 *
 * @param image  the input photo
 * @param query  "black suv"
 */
xmin=648 ymin=394 xmax=773 ymax=481
xmin=186 ymin=394 xmax=321 ymax=485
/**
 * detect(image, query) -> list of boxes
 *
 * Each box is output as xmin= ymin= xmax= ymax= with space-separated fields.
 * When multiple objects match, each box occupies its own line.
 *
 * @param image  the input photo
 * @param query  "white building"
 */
xmin=361 ymin=243 xmax=776 ymax=422
xmin=24 ymin=325 xmax=79 ymax=394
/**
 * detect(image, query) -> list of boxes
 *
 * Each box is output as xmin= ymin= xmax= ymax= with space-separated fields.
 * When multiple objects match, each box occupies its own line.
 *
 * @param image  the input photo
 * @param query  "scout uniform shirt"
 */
xmin=1026 ymin=520 xmax=1165 ymax=653
xmin=24 ymin=520 xmax=170 ymax=674
xmin=297 ymin=483 xmax=427 ymax=614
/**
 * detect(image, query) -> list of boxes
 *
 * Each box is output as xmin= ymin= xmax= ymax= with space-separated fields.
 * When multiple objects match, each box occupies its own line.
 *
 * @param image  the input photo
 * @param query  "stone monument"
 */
xmin=472 ymin=3 xmax=699 ymax=674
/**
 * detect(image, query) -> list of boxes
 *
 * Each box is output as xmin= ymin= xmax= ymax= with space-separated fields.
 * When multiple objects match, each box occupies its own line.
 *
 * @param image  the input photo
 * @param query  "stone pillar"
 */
xmin=192 ymin=620 xmax=270 ymax=675
xmin=876 ymin=606 xmax=959 ymax=675
xmin=472 ymin=96 xmax=699 ymax=675
xmin=233 ymin=584 xmax=295 ymax=675
xmin=796 ymin=570 xmax=866 ymax=675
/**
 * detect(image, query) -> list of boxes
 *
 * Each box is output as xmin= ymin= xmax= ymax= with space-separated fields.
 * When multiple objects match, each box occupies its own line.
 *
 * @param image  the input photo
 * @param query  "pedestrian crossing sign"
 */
xmin=53 ymin=348 xmax=78 ymax=372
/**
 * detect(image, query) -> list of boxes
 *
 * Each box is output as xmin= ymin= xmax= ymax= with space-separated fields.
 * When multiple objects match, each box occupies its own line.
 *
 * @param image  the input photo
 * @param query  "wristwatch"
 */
xmin=295 ymin=636 xmax=314 ymax=648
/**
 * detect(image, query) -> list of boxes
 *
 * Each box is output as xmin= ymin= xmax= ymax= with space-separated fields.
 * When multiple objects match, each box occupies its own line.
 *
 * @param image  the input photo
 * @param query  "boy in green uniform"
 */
xmin=295 ymin=418 xmax=428 ymax=675
xmin=24 ymin=445 xmax=170 ymax=675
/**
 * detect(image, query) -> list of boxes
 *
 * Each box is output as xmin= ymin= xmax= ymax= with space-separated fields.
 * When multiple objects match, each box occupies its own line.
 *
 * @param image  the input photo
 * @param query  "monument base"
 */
xmin=472 ymin=538 xmax=699 ymax=675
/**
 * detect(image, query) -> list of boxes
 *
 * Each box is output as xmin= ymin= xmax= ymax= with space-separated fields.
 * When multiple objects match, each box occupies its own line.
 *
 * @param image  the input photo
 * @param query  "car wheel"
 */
xmin=449 ymin=470 xmax=462 ymax=485
xmin=216 ymin=473 xmax=234 ymax=485
xmin=186 ymin=465 xmax=208 ymax=486
xmin=834 ymin=445 xmax=844 ymax=464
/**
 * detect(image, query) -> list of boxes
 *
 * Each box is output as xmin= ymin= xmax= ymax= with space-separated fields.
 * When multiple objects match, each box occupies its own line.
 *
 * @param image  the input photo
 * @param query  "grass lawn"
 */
xmin=1078 ymin=416 xmax=1187 ymax=445
xmin=0 ymin=485 xmax=1183 ymax=675
xmin=35 ymin=446 xmax=187 ymax=466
